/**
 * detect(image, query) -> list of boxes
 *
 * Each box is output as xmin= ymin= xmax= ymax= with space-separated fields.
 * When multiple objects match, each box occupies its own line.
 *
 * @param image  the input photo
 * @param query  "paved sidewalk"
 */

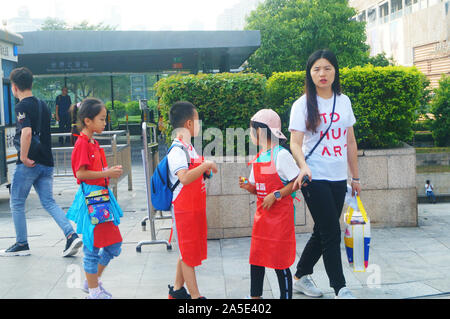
xmin=1 ymin=164 xmax=450 ymax=299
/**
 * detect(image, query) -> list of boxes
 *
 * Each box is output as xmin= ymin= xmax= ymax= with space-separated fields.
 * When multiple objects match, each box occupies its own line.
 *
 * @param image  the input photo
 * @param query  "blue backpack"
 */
xmin=150 ymin=144 xmax=190 ymax=211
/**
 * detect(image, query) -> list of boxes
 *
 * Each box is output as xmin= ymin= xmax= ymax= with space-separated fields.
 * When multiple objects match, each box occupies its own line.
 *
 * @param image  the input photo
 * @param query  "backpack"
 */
xmin=150 ymin=144 xmax=190 ymax=211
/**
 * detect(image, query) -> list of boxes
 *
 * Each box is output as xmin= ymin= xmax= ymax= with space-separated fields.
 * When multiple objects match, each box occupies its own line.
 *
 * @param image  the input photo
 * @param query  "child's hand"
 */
xmin=262 ymin=193 xmax=276 ymax=210
xmin=239 ymin=176 xmax=256 ymax=194
xmin=204 ymin=160 xmax=218 ymax=174
xmin=106 ymin=166 xmax=123 ymax=179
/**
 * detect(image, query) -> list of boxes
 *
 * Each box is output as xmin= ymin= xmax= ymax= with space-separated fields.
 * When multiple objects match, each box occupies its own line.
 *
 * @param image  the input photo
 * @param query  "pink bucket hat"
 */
xmin=251 ymin=109 xmax=287 ymax=140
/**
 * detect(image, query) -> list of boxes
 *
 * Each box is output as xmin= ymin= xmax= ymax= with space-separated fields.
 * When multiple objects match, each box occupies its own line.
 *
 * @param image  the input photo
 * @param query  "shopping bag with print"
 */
xmin=343 ymin=191 xmax=371 ymax=272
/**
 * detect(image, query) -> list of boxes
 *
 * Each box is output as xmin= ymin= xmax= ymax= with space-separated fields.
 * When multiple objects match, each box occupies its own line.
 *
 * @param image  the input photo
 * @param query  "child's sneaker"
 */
xmin=81 ymin=280 xmax=112 ymax=297
xmin=0 ymin=242 xmax=31 ymax=257
xmin=86 ymin=289 xmax=112 ymax=299
xmin=168 ymin=285 xmax=191 ymax=299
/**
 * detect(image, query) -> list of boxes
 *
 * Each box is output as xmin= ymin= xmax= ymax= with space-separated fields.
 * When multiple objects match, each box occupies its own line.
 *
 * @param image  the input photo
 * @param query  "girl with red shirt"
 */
xmin=66 ymin=98 xmax=124 ymax=299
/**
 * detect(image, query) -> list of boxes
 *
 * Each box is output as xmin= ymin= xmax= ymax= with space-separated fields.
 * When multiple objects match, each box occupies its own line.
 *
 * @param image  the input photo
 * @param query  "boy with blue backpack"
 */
xmin=152 ymin=101 xmax=217 ymax=299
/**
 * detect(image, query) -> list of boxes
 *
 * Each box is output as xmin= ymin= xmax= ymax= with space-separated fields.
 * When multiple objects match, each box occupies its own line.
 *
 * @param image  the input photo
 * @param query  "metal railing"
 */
xmin=136 ymin=122 xmax=172 ymax=252
xmin=51 ymin=130 xmax=133 ymax=198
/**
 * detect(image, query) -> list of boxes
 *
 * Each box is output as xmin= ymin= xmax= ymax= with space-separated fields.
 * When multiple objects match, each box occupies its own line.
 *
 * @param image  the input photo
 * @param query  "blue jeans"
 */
xmin=83 ymin=242 xmax=122 ymax=274
xmin=426 ymin=191 xmax=436 ymax=203
xmin=10 ymin=164 xmax=75 ymax=244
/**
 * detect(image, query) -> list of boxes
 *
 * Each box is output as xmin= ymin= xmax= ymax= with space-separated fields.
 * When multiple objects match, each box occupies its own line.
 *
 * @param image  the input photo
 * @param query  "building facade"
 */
xmin=350 ymin=0 xmax=449 ymax=87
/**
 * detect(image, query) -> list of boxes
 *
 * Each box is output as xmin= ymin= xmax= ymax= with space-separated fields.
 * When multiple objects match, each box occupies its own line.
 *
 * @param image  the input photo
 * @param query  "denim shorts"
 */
xmin=83 ymin=242 xmax=122 ymax=274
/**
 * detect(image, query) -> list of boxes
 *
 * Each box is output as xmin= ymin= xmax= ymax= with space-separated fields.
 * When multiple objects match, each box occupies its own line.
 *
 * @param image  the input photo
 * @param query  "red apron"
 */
xmin=171 ymin=147 xmax=207 ymax=268
xmin=249 ymin=148 xmax=296 ymax=269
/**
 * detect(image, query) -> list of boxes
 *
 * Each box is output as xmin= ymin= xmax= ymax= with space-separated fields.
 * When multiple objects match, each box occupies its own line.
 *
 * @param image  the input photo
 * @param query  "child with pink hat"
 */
xmin=239 ymin=109 xmax=300 ymax=299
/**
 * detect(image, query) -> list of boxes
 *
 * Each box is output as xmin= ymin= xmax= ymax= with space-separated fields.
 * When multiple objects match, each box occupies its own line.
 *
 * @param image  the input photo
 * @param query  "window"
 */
xmin=368 ymin=7 xmax=377 ymax=25
xmin=358 ymin=10 xmax=366 ymax=22
xmin=391 ymin=0 xmax=403 ymax=19
xmin=379 ymin=2 xmax=389 ymax=23
xmin=405 ymin=0 xmax=413 ymax=14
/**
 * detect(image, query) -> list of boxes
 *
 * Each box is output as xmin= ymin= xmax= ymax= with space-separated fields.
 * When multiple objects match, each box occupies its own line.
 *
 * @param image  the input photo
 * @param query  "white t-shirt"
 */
xmin=249 ymin=146 xmax=300 ymax=185
xmin=167 ymin=138 xmax=201 ymax=201
xmin=425 ymin=184 xmax=433 ymax=192
xmin=288 ymin=93 xmax=356 ymax=181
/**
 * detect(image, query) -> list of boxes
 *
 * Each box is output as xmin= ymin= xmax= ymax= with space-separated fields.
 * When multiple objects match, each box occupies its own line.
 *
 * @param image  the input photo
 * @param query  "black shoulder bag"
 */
xmin=14 ymin=97 xmax=43 ymax=160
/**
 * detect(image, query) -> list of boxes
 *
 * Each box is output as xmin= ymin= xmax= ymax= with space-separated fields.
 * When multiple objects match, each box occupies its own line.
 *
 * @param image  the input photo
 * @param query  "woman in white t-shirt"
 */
xmin=288 ymin=49 xmax=361 ymax=299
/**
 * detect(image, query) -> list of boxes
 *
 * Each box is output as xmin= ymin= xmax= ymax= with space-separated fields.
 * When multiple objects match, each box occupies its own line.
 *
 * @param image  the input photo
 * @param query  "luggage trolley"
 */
xmin=136 ymin=122 xmax=172 ymax=252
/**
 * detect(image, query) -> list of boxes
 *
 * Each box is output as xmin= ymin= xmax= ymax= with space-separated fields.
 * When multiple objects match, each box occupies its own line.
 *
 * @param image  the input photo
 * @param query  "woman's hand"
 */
xmin=351 ymin=180 xmax=362 ymax=197
xmin=293 ymin=166 xmax=312 ymax=191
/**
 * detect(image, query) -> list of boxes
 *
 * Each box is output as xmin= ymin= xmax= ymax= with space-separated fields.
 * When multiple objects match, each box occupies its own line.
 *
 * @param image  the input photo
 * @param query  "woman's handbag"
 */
xmin=344 ymin=192 xmax=371 ymax=272
xmin=82 ymin=185 xmax=114 ymax=225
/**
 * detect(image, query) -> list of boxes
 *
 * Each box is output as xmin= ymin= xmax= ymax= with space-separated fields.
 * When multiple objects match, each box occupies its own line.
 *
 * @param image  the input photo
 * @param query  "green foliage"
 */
xmin=265 ymin=71 xmax=306 ymax=138
xmin=105 ymin=101 xmax=126 ymax=118
xmin=155 ymin=73 xmax=267 ymax=151
xmin=431 ymin=75 xmax=450 ymax=146
xmin=364 ymin=52 xmax=395 ymax=67
xmin=340 ymin=66 xmax=426 ymax=149
xmin=125 ymin=101 xmax=140 ymax=116
xmin=245 ymin=0 xmax=369 ymax=76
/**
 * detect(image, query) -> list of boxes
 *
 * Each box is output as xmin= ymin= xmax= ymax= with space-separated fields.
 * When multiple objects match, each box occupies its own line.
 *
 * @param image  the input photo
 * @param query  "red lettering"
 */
xmin=332 ymin=112 xmax=340 ymax=123
xmin=320 ymin=131 xmax=330 ymax=140
xmin=320 ymin=113 xmax=327 ymax=124
xmin=322 ymin=146 xmax=331 ymax=156
xmin=331 ymin=128 xmax=341 ymax=140
xmin=334 ymin=146 xmax=342 ymax=157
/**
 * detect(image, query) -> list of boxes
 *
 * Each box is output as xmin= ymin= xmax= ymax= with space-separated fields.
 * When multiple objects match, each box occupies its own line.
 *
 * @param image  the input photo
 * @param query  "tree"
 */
xmin=431 ymin=75 xmax=450 ymax=146
xmin=365 ymin=52 xmax=395 ymax=67
xmin=40 ymin=17 xmax=116 ymax=31
xmin=245 ymin=0 xmax=369 ymax=76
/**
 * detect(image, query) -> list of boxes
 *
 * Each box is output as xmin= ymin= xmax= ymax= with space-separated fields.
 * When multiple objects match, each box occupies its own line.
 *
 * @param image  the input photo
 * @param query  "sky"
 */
xmin=0 ymin=0 xmax=246 ymax=31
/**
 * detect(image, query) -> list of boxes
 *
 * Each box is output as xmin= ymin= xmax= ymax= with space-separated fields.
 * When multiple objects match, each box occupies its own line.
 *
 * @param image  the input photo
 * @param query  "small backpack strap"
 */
xmin=166 ymin=143 xmax=191 ymax=192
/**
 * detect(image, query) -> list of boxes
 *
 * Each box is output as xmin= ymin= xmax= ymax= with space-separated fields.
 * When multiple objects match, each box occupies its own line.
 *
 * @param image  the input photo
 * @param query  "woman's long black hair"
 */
xmin=305 ymin=49 xmax=342 ymax=133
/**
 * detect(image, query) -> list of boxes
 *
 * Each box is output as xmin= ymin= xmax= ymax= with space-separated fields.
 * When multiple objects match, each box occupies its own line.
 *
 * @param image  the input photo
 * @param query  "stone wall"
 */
xmin=204 ymin=144 xmax=418 ymax=239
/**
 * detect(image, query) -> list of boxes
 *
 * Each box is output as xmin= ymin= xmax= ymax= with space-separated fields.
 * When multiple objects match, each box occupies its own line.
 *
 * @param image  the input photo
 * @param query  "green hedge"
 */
xmin=431 ymin=74 xmax=450 ymax=146
xmin=156 ymin=66 xmax=428 ymax=151
xmin=156 ymin=73 xmax=267 ymax=152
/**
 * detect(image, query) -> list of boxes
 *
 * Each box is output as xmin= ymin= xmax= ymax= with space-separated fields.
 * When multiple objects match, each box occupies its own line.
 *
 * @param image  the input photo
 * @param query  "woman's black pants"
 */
xmin=295 ymin=180 xmax=347 ymax=294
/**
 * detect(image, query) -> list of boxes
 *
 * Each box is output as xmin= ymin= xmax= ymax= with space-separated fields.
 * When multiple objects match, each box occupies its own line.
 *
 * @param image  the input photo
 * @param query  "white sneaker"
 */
xmin=82 ymin=280 xmax=112 ymax=297
xmin=335 ymin=287 xmax=356 ymax=299
xmin=86 ymin=288 xmax=112 ymax=299
xmin=293 ymin=275 xmax=323 ymax=298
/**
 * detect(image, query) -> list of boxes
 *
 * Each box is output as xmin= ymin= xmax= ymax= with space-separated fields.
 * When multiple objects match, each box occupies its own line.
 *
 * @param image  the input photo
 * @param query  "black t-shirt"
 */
xmin=56 ymin=94 xmax=72 ymax=117
xmin=14 ymin=96 xmax=54 ymax=167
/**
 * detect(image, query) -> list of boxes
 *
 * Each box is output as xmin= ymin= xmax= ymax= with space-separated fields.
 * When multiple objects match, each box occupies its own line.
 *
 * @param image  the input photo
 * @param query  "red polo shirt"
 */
xmin=71 ymin=133 xmax=122 ymax=248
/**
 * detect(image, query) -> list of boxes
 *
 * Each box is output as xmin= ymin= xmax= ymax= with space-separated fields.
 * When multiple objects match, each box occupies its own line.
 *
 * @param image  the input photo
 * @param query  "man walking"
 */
xmin=55 ymin=87 xmax=72 ymax=145
xmin=0 ymin=67 xmax=82 ymax=257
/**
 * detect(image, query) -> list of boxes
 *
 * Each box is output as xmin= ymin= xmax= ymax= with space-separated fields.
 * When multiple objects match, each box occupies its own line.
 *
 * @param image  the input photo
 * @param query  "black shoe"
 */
xmin=63 ymin=233 xmax=83 ymax=257
xmin=0 ymin=242 xmax=31 ymax=257
xmin=168 ymin=285 xmax=191 ymax=299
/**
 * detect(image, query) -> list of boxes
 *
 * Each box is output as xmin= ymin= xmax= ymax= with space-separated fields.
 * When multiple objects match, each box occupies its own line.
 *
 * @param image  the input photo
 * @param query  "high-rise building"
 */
xmin=6 ymin=6 xmax=44 ymax=33
xmin=349 ymin=0 xmax=449 ymax=87
xmin=216 ymin=0 xmax=263 ymax=30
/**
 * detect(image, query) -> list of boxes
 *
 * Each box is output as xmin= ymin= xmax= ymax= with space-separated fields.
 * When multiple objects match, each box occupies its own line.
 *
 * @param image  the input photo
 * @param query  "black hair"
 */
xmin=169 ymin=101 xmax=196 ymax=129
xmin=9 ymin=67 xmax=33 ymax=91
xmin=77 ymin=98 xmax=106 ymax=129
xmin=426 ymin=180 xmax=430 ymax=184
xmin=305 ymin=49 xmax=342 ymax=133
xmin=250 ymin=120 xmax=276 ymax=142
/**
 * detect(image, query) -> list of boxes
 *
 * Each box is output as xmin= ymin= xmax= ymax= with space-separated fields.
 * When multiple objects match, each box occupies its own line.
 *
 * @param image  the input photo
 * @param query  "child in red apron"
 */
xmin=240 ymin=109 xmax=299 ymax=299
xmin=166 ymin=101 xmax=218 ymax=299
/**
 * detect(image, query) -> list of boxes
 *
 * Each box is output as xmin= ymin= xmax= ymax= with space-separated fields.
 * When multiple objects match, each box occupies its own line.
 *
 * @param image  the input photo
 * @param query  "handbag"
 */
xmin=81 ymin=155 xmax=114 ymax=225
xmin=304 ymin=93 xmax=336 ymax=161
xmin=343 ymin=194 xmax=371 ymax=272
xmin=82 ymin=185 xmax=114 ymax=225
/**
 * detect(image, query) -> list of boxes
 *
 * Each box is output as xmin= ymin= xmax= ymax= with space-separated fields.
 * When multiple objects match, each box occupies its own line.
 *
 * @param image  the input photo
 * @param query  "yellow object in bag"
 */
xmin=344 ymin=196 xmax=371 ymax=272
